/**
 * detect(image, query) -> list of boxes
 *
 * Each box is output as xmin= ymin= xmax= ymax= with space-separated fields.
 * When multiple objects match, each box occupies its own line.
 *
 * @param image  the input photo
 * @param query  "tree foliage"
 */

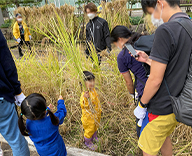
xmin=75 ymin=0 xmax=100 ymax=6
xmin=0 ymin=0 xmax=43 ymax=9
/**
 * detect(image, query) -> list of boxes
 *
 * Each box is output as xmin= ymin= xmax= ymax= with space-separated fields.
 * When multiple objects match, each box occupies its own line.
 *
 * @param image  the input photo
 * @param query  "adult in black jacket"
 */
xmin=84 ymin=2 xmax=111 ymax=64
xmin=0 ymin=29 xmax=30 ymax=156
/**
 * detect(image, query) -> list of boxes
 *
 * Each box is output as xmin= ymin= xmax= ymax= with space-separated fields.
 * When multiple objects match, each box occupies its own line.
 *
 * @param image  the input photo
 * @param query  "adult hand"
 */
xmin=15 ymin=92 xmax=26 ymax=106
xmin=135 ymin=50 xmax=149 ymax=63
xmin=29 ymin=35 xmax=32 ymax=40
xmin=134 ymin=102 xmax=147 ymax=127
xmin=84 ymin=91 xmax=90 ymax=99
xmin=17 ymin=38 xmax=21 ymax=43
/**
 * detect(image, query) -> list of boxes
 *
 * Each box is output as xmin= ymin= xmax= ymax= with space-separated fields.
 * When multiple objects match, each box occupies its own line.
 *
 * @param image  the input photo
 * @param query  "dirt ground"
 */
xmin=1 ymin=142 xmax=38 ymax=156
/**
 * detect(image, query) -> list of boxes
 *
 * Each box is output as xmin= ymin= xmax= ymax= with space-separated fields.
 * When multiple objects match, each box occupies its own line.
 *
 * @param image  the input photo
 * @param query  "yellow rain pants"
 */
xmin=80 ymin=88 xmax=101 ymax=139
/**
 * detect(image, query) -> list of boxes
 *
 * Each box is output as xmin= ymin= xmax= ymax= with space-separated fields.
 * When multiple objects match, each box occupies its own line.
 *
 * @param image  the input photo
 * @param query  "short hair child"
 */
xmin=18 ymin=93 xmax=67 ymax=156
xmin=80 ymin=71 xmax=101 ymax=151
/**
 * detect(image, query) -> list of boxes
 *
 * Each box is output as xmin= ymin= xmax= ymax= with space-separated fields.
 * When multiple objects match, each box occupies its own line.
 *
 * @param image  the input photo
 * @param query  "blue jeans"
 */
xmin=0 ymin=98 xmax=30 ymax=156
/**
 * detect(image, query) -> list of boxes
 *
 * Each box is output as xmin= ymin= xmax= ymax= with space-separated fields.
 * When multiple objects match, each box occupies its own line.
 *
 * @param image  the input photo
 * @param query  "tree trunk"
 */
xmin=129 ymin=3 xmax=133 ymax=16
xmin=15 ymin=0 xmax=20 ymax=8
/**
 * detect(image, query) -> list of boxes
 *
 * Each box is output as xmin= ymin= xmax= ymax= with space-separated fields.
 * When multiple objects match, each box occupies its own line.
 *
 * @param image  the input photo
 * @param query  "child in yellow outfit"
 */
xmin=80 ymin=71 xmax=101 ymax=150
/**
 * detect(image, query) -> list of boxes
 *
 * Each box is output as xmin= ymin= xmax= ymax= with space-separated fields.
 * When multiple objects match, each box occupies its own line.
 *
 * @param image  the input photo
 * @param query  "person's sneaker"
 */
xmin=0 ymin=149 xmax=3 ymax=156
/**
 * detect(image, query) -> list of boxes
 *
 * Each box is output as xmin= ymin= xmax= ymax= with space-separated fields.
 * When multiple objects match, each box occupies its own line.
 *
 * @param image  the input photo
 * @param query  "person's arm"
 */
xmin=27 ymin=27 xmax=31 ymax=36
xmin=0 ymin=30 xmax=22 ymax=95
xmin=140 ymin=25 xmax=175 ymax=105
xmin=23 ymin=22 xmax=31 ymax=39
xmin=13 ymin=22 xmax=20 ymax=40
xmin=80 ymin=91 xmax=89 ymax=109
xmin=140 ymin=60 xmax=167 ymax=104
xmin=122 ymin=71 xmax=134 ymax=94
xmin=117 ymin=49 xmax=134 ymax=93
xmin=54 ymin=98 xmax=67 ymax=125
xmin=103 ymin=21 xmax=111 ymax=51
xmin=85 ymin=25 xmax=91 ymax=52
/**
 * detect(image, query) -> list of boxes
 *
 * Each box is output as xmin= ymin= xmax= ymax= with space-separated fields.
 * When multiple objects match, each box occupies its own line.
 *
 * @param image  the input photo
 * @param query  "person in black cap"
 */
xmin=13 ymin=13 xmax=32 ymax=57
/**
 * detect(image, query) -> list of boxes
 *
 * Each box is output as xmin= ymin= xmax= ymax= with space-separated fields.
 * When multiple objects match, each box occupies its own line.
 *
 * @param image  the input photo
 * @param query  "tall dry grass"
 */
xmin=14 ymin=4 xmax=80 ymax=41
xmin=13 ymin=48 xmax=192 ymax=156
xmin=100 ymin=0 xmax=131 ymax=32
xmin=143 ymin=14 xmax=157 ymax=34
xmin=13 ymin=48 xmax=138 ymax=155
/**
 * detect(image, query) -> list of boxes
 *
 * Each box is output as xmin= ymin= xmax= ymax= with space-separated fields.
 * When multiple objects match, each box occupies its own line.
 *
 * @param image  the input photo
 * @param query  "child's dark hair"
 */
xmin=83 ymin=71 xmax=95 ymax=81
xmin=18 ymin=93 xmax=59 ymax=136
xmin=80 ymin=71 xmax=95 ymax=91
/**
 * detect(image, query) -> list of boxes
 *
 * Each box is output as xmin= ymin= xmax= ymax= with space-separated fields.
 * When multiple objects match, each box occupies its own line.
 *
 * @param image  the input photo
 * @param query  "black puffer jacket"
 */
xmin=85 ymin=16 xmax=111 ymax=53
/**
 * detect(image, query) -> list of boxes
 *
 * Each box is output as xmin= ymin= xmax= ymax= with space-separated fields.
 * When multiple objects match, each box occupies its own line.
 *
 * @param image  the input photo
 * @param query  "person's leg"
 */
xmin=143 ymin=151 xmax=156 ymax=156
xmin=0 ymin=98 xmax=30 ymax=156
xmin=136 ymin=118 xmax=141 ymax=138
xmin=25 ymin=41 xmax=32 ymax=54
xmin=143 ymin=137 xmax=172 ymax=156
xmin=160 ymin=136 xmax=172 ymax=156
xmin=138 ymin=113 xmax=177 ymax=156
xmin=82 ymin=119 xmax=97 ymax=150
xmin=85 ymin=49 xmax=91 ymax=59
xmin=18 ymin=41 xmax=23 ymax=57
xmin=97 ymin=53 xmax=102 ymax=65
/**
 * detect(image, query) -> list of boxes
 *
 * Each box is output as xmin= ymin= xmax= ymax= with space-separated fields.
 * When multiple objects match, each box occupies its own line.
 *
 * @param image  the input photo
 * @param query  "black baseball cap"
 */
xmin=15 ymin=13 xmax=22 ymax=18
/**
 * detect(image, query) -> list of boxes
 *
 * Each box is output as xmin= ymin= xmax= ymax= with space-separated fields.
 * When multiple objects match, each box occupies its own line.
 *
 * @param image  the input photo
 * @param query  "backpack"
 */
xmin=132 ymin=34 xmax=154 ymax=103
xmin=134 ymin=34 xmax=155 ymax=77
xmin=164 ymin=17 xmax=192 ymax=126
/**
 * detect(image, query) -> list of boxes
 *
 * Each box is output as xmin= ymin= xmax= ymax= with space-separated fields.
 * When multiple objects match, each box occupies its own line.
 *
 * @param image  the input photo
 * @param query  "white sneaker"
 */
xmin=0 ymin=149 xmax=3 ymax=156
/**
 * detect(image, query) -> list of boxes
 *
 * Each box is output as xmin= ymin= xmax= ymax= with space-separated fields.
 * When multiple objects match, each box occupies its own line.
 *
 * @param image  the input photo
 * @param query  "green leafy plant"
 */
xmin=129 ymin=16 xmax=144 ymax=25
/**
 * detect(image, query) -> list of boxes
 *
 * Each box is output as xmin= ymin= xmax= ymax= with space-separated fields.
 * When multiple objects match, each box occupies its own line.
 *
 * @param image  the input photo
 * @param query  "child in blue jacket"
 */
xmin=18 ymin=93 xmax=67 ymax=156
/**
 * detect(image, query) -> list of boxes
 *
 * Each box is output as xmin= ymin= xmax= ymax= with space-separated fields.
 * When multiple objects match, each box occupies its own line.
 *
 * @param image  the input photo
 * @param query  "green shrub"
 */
xmin=130 ymin=16 xmax=144 ymax=25
xmin=0 ymin=19 xmax=13 ymax=28
xmin=0 ymin=23 xmax=11 ymax=28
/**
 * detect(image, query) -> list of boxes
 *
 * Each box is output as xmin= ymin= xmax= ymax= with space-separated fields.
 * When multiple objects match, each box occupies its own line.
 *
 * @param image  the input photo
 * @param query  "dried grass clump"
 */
xmin=143 ymin=14 xmax=157 ymax=34
xmin=14 ymin=4 xmax=80 ymax=41
xmin=101 ymin=0 xmax=131 ymax=32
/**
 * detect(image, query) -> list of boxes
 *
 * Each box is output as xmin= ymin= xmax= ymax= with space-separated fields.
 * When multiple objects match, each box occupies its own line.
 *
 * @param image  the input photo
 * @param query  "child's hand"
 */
xmin=58 ymin=95 xmax=63 ymax=100
xmin=48 ymin=104 xmax=55 ymax=110
xmin=84 ymin=91 xmax=90 ymax=98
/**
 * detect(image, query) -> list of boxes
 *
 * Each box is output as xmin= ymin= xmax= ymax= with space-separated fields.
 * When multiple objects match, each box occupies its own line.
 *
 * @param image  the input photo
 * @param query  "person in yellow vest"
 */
xmin=13 ymin=13 xmax=31 ymax=57
xmin=80 ymin=71 xmax=102 ymax=151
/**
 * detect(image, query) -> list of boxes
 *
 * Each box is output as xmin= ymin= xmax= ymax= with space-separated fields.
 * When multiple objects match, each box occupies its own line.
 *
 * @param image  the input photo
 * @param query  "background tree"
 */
xmin=75 ymin=0 xmax=100 ymax=6
xmin=0 ymin=0 xmax=43 ymax=8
